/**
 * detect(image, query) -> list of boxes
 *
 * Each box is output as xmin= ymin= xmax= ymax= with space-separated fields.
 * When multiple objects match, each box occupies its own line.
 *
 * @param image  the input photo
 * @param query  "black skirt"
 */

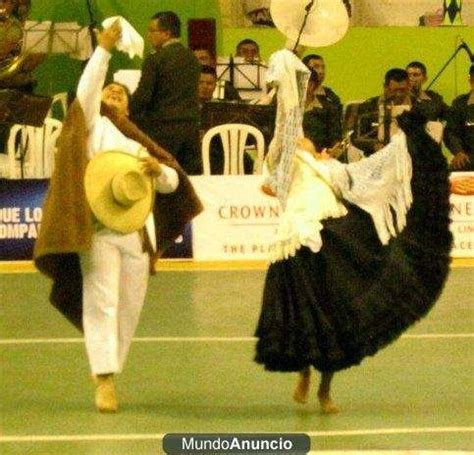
xmin=254 ymin=112 xmax=452 ymax=373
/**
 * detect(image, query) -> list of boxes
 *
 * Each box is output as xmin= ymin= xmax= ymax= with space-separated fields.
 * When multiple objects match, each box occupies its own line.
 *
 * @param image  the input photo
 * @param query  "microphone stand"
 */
xmin=292 ymin=0 xmax=315 ymax=52
xmin=427 ymin=40 xmax=473 ymax=90
xmin=85 ymin=0 xmax=97 ymax=49
xmin=229 ymin=55 xmax=234 ymax=87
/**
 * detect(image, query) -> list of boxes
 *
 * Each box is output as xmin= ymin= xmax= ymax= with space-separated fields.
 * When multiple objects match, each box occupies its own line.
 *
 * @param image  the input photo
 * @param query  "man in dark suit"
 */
xmin=350 ymin=68 xmax=412 ymax=156
xmin=444 ymin=64 xmax=474 ymax=171
xmin=130 ymin=11 xmax=202 ymax=174
xmin=301 ymin=54 xmax=343 ymax=152
xmin=406 ymin=61 xmax=448 ymax=122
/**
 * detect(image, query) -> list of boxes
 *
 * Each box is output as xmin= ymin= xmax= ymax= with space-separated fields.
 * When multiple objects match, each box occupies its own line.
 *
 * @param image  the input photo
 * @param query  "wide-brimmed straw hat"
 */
xmin=84 ymin=151 xmax=154 ymax=234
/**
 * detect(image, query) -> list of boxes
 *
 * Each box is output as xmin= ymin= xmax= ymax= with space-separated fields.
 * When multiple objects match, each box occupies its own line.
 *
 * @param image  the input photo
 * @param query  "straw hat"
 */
xmin=84 ymin=151 xmax=154 ymax=234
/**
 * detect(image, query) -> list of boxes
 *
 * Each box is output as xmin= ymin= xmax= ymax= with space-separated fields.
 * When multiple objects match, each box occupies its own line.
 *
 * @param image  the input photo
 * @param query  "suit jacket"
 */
xmin=130 ymin=42 xmax=201 ymax=129
xmin=412 ymin=90 xmax=449 ymax=122
xmin=350 ymin=96 xmax=381 ymax=156
xmin=444 ymin=93 xmax=474 ymax=156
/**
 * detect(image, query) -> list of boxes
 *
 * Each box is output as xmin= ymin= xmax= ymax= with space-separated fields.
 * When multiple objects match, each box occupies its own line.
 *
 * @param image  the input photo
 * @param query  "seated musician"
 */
xmin=350 ymin=68 xmax=412 ymax=156
xmin=198 ymin=65 xmax=254 ymax=174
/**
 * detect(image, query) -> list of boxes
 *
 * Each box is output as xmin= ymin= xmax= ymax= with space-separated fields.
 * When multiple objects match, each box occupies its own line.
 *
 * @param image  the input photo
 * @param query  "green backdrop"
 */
xmin=221 ymin=26 xmax=474 ymax=104
xmin=30 ymin=0 xmax=221 ymax=95
xmin=29 ymin=1 xmax=473 ymax=105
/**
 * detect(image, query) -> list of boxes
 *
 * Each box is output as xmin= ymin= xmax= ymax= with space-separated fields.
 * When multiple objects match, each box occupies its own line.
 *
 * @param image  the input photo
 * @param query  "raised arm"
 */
xmin=76 ymin=22 xmax=121 ymax=130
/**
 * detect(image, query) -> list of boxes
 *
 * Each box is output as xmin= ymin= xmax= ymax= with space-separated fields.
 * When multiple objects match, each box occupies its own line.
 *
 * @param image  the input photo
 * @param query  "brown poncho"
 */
xmin=34 ymin=101 xmax=203 ymax=331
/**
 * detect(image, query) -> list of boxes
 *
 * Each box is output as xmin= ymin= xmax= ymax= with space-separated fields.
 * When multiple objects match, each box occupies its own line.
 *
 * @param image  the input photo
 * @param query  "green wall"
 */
xmin=221 ymin=26 xmax=474 ymax=105
xmin=30 ymin=0 xmax=220 ymax=95
xmin=29 ymin=1 xmax=473 ymax=106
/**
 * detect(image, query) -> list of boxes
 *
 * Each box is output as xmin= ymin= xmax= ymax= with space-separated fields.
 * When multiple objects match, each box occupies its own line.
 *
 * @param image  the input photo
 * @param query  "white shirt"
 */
xmin=77 ymin=46 xmax=179 ymax=250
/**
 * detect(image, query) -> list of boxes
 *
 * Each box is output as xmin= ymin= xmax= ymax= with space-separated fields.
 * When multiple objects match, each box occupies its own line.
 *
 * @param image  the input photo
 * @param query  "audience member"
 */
xmin=301 ymin=54 xmax=343 ymax=152
xmin=444 ymin=64 xmax=474 ymax=171
xmin=351 ymin=68 xmax=412 ymax=156
xmin=406 ymin=61 xmax=448 ymax=121
xmin=130 ymin=11 xmax=202 ymax=174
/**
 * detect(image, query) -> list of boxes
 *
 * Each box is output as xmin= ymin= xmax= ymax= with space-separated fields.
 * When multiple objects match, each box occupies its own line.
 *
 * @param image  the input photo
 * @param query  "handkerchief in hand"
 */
xmin=102 ymin=16 xmax=144 ymax=59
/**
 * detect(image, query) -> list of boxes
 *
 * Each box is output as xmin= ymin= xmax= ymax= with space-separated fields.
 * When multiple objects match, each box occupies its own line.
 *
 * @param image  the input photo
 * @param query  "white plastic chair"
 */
xmin=201 ymin=123 xmax=265 ymax=175
xmin=7 ymin=118 xmax=62 ymax=179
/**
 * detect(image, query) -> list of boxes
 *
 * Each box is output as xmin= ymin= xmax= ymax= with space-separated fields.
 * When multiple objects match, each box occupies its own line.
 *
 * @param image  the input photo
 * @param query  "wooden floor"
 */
xmin=0 ymin=264 xmax=473 ymax=454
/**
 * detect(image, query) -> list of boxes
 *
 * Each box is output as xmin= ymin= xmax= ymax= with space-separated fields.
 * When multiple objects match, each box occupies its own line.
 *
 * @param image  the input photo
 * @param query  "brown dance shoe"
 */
xmin=95 ymin=374 xmax=118 ymax=413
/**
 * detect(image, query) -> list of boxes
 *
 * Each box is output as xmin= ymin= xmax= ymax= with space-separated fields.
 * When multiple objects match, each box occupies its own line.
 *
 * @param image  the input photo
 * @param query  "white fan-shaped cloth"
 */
xmin=102 ymin=16 xmax=144 ymax=59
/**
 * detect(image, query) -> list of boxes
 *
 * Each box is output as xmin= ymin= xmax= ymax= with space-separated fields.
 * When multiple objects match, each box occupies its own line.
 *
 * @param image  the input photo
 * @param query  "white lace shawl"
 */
xmin=270 ymin=132 xmax=413 ymax=262
xmin=263 ymin=49 xmax=310 ymax=208
xmin=328 ymin=131 xmax=413 ymax=245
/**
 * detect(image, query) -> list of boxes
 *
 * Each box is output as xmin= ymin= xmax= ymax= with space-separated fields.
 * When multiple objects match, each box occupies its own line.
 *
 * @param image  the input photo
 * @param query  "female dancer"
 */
xmin=255 ymin=50 xmax=452 ymax=413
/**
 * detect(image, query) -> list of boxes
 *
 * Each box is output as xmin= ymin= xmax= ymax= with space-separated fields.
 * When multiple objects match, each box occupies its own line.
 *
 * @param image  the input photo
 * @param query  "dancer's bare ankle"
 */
xmin=317 ymin=391 xmax=339 ymax=414
xmin=293 ymin=368 xmax=311 ymax=404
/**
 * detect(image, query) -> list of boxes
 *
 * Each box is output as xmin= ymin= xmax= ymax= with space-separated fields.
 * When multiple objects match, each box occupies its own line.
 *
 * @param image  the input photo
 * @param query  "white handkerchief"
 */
xmin=102 ymin=16 xmax=144 ymax=59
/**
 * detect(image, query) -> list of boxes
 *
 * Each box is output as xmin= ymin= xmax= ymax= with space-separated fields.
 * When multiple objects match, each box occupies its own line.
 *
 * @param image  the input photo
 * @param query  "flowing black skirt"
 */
xmin=254 ymin=113 xmax=452 ymax=373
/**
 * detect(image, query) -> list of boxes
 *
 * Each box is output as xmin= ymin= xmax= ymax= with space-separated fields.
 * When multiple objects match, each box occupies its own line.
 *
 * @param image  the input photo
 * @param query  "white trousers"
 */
xmin=80 ymin=229 xmax=149 ymax=375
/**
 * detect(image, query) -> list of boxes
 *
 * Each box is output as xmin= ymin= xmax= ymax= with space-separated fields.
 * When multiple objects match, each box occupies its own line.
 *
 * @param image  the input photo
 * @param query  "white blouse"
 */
xmin=77 ymin=46 xmax=179 ymax=250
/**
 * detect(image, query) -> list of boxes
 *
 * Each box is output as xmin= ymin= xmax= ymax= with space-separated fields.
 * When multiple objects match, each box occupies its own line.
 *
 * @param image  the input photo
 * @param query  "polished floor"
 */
xmin=1 ymin=265 xmax=473 ymax=454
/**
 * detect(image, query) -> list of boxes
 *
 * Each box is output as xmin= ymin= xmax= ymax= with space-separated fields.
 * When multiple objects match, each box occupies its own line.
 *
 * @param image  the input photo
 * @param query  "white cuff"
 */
xmin=155 ymin=165 xmax=179 ymax=194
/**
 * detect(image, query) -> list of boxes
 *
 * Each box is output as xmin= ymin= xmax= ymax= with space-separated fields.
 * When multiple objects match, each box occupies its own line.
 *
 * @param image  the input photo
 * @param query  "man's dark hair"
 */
xmin=384 ymin=68 xmax=409 ymax=85
xmin=302 ymin=54 xmax=323 ymax=67
xmin=200 ymin=65 xmax=217 ymax=78
xmin=470 ymin=64 xmax=474 ymax=77
xmin=406 ymin=61 xmax=427 ymax=76
xmin=236 ymin=38 xmax=259 ymax=52
xmin=152 ymin=11 xmax=181 ymax=38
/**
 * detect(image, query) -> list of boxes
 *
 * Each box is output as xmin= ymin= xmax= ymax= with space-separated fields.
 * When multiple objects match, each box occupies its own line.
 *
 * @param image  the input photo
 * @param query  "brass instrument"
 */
xmin=0 ymin=0 xmax=32 ymax=84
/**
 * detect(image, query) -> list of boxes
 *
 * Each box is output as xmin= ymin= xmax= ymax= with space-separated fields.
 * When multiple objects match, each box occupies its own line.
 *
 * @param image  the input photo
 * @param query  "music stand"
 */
xmin=0 ymin=89 xmax=52 ymax=178
xmin=22 ymin=21 xmax=92 ymax=60
xmin=216 ymin=56 xmax=267 ymax=100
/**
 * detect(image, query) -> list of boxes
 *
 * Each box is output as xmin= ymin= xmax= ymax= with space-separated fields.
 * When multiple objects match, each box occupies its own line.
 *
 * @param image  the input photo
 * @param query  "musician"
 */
xmin=192 ymin=47 xmax=241 ymax=101
xmin=198 ymin=65 xmax=254 ymax=174
xmin=444 ymin=64 xmax=474 ymax=171
xmin=301 ymin=54 xmax=343 ymax=152
xmin=235 ymin=38 xmax=261 ymax=63
xmin=406 ymin=61 xmax=448 ymax=122
xmin=350 ymin=68 xmax=412 ymax=156
xmin=0 ymin=0 xmax=45 ymax=154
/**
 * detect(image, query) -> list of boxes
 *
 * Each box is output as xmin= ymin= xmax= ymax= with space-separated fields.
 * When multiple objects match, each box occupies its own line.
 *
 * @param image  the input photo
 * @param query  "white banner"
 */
xmin=191 ymin=176 xmax=280 ymax=260
xmin=190 ymin=173 xmax=474 ymax=261
xmin=449 ymin=172 xmax=474 ymax=258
